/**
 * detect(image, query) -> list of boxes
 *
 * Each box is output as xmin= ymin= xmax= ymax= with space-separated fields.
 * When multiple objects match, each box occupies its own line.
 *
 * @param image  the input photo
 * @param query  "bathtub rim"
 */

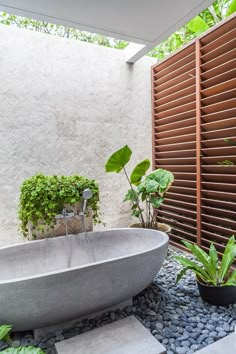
xmin=0 ymin=228 xmax=169 ymax=285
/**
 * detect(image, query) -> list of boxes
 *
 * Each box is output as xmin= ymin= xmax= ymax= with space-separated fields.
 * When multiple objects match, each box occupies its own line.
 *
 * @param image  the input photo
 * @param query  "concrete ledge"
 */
xmin=55 ymin=316 xmax=166 ymax=354
xmin=195 ymin=333 xmax=236 ymax=354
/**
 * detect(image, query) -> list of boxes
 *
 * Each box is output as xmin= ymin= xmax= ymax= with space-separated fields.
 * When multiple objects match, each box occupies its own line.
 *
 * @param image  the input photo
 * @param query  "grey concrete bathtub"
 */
xmin=0 ymin=228 xmax=168 ymax=331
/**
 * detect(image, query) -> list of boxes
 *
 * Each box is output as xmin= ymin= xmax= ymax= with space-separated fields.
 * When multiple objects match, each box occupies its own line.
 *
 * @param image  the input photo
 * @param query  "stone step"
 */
xmin=55 ymin=316 xmax=166 ymax=354
xmin=195 ymin=333 xmax=236 ymax=354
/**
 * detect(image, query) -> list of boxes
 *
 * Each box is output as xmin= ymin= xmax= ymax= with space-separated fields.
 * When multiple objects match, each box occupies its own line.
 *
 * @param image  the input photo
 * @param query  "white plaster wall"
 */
xmin=0 ymin=24 xmax=155 ymax=247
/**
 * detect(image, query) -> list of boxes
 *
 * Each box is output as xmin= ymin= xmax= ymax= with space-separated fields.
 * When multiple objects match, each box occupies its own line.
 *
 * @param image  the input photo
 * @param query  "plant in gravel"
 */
xmin=105 ymin=145 xmax=174 ymax=228
xmin=0 ymin=325 xmax=44 ymax=353
xmin=175 ymin=236 xmax=236 ymax=286
xmin=18 ymin=173 xmax=101 ymax=237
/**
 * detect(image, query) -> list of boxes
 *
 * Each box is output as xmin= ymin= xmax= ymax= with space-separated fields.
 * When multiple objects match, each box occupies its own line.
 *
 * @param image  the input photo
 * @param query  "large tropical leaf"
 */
xmin=226 ymin=0 xmax=236 ymax=16
xmin=225 ymin=269 xmax=236 ymax=286
xmin=105 ymin=145 xmax=132 ymax=173
xmin=1 ymin=347 xmax=45 ymax=354
xmin=209 ymin=242 xmax=219 ymax=280
xmin=188 ymin=15 xmax=209 ymax=35
xmin=218 ymin=235 xmax=236 ymax=282
xmin=123 ymin=188 xmax=138 ymax=202
xmin=149 ymin=195 xmax=164 ymax=209
xmin=0 ymin=325 xmax=12 ymax=342
xmin=147 ymin=169 xmax=174 ymax=193
xmin=130 ymin=159 xmax=150 ymax=186
xmin=174 ymin=256 xmax=212 ymax=284
xmin=182 ymin=240 xmax=217 ymax=284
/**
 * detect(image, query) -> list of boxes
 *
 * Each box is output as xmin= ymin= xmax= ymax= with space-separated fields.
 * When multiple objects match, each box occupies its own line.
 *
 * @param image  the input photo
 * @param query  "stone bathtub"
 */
xmin=0 ymin=228 xmax=168 ymax=331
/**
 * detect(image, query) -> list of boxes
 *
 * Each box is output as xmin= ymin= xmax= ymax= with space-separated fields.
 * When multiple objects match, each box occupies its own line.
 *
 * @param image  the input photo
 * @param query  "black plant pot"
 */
xmin=197 ymin=279 xmax=236 ymax=305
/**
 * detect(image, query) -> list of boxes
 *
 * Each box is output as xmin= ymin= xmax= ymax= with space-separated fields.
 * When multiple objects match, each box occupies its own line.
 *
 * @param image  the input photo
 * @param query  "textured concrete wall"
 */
xmin=0 ymin=24 xmax=155 ymax=247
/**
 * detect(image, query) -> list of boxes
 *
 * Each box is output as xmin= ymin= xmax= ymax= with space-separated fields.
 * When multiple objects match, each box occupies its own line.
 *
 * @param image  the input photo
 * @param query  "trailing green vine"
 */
xmin=18 ymin=173 xmax=101 ymax=237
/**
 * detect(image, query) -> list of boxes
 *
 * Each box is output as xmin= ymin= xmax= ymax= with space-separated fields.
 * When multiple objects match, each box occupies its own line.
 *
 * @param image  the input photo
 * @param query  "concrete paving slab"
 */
xmin=195 ymin=333 xmax=236 ymax=354
xmin=55 ymin=316 xmax=166 ymax=354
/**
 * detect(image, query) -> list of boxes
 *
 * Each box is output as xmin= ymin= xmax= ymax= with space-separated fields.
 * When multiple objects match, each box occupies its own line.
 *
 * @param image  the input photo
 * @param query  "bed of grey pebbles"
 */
xmin=1 ymin=248 xmax=235 ymax=354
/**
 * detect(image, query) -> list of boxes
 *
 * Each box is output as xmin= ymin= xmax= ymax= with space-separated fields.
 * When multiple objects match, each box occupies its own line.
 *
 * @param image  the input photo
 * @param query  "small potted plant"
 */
xmin=18 ymin=173 xmax=101 ymax=239
xmin=105 ymin=145 xmax=174 ymax=231
xmin=175 ymin=236 xmax=236 ymax=305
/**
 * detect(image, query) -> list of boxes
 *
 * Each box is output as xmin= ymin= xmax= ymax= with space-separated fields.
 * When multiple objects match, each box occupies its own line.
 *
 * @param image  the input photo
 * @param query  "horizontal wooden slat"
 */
xmin=154 ymin=93 xmax=195 ymax=113
xmin=201 ymin=38 xmax=236 ymax=63
xmin=202 ymin=146 xmax=236 ymax=157
xmin=154 ymin=164 xmax=196 ymax=172
xmin=202 ymin=155 xmax=236 ymax=164
xmin=201 ymin=126 xmax=236 ymax=140
xmin=154 ymin=77 xmax=195 ymax=100
xmin=201 ymin=48 xmax=236 ymax=72
xmin=202 ymin=189 xmax=236 ymax=202
xmin=170 ymin=185 xmax=196 ymax=195
xmin=201 ymin=27 xmax=236 ymax=54
xmin=201 ymin=197 xmax=236 ymax=212
xmin=201 ymin=136 xmax=236 ymax=149
xmin=201 ymin=89 xmax=236 ymax=106
xmin=155 ymin=133 xmax=196 ymax=145
xmin=202 ymin=205 xmax=236 ymax=220
xmin=155 ymin=85 xmax=196 ymax=107
xmin=201 ymin=108 xmax=236 ymax=123
xmin=201 ymin=173 xmax=236 ymax=183
xmin=153 ymin=44 xmax=195 ymax=73
xmin=154 ymin=101 xmax=196 ymax=119
xmin=155 ymin=125 xmax=196 ymax=139
xmin=155 ymin=117 xmax=196 ymax=133
xmin=201 ymin=78 xmax=236 ymax=97
xmin=158 ymin=209 xmax=196 ymax=226
xmin=202 ymin=117 xmax=236 ymax=131
xmin=202 ymin=214 xmax=236 ymax=229
xmin=201 ymin=58 xmax=236 ymax=81
xmin=156 ymin=149 xmax=196 ymax=159
xmin=155 ymin=141 xmax=196 ymax=152
xmin=155 ymin=60 xmax=196 ymax=86
xmin=201 ymin=221 xmax=236 ymax=236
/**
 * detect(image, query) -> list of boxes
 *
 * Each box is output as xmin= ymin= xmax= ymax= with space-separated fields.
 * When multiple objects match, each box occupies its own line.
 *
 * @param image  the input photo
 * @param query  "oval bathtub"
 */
xmin=0 ymin=228 xmax=168 ymax=331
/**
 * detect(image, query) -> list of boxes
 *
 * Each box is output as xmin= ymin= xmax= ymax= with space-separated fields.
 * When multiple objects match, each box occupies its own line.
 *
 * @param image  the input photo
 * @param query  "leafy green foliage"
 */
xmin=227 ymin=0 xmax=236 ymax=15
xmin=148 ymin=0 xmax=236 ymax=60
xmin=0 ymin=12 xmax=128 ymax=50
xmin=105 ymin=146 xmax=174 ymax=228
xmin=18 ymin=173 xmax=101 ymax=237
xmin=0 ymin=325 xmax=12 ymax=343
xmin=130 ymin=159 xmax=150 ymax=186
xmin=175 ymin=236 xmax=236 ymax=286
xmin=105 ymin=145 xmax=132 ymax=173
xmin=0 ymin=325 xmax=45 ymax=353
xmin=187 ymin=16 xmax=209 ymax=35
xmin=1 ymin=347 xmax=45 ymax=354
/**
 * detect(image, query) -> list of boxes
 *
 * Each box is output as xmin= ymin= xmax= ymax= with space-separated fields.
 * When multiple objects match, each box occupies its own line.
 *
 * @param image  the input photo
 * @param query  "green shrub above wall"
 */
xmin=18 ymin=173 xmax=101 ymax=237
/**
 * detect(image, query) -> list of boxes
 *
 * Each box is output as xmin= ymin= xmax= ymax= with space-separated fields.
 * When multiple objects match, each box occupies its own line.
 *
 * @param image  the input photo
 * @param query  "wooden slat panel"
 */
xmin=152 ymin=14 xmax=236 ymax=251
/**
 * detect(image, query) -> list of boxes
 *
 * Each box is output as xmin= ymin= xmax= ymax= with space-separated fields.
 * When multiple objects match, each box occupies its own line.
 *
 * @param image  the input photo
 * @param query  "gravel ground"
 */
xmin=1 ymin=248 xmax=235 ymax=354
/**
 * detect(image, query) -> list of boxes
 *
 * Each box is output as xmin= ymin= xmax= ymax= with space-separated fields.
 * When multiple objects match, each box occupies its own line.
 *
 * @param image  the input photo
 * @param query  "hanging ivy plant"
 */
xmin=18 ymin=173 xmax=101 ymax=237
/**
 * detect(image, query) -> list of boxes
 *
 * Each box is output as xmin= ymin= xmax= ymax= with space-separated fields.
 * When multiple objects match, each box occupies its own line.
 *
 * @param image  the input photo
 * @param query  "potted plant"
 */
xmin=18 ymin=173 xmax=101 ymax=239
xmin=174 ymin=236 xmax=236 ymax=305
xmin=105 ymin=145 xmax=174 ymax=231
xmin=0 ymin=324 xmax=44 ymax=353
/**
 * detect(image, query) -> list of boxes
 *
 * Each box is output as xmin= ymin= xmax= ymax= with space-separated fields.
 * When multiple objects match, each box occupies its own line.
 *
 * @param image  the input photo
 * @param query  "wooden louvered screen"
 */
xmin=152 ymin=13 xmax=236 ymax=255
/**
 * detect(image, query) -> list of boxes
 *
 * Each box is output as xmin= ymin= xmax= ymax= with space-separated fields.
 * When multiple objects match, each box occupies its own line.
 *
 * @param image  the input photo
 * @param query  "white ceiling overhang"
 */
xmin=0 ymin=0 xmax=214 ymax=63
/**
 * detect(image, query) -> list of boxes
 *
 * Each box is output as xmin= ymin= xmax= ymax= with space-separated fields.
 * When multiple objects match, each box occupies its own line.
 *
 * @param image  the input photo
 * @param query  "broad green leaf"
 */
xmin=174 ymin=256 xmax=214 ymax=284
xmin=224 ymin=269 xmax=236 ymax=286
xmin=145 ymin=179 xmax=159 ymax=193
xmin=209 ymin=243 xmax=219 ymax=279
xmin=226 ymin=0 xmax=236 ymax=16
xmin=105 ymin=145 xmax=132 ymax=173
xmin=147 ymin=169 xmax=174 ymax=194
xmin=123 ymin=189 xmax=138 ymax=202
xmin=219 ymin=235 xmax=236 ymax=282
xmin=0 ymin=325 xmax=12 ymax=342
xmin=1 ymin=347 xmax=45 ymax=354
xmin=149 ymin=195 xmax=164 ymax=209
xmin=182 ymin=240 xmax=217 ymax=284
xmin=130 ymin=159 xmax=150 ymax=186
xmin=188 ymin=15 xmax=209 ymax=35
